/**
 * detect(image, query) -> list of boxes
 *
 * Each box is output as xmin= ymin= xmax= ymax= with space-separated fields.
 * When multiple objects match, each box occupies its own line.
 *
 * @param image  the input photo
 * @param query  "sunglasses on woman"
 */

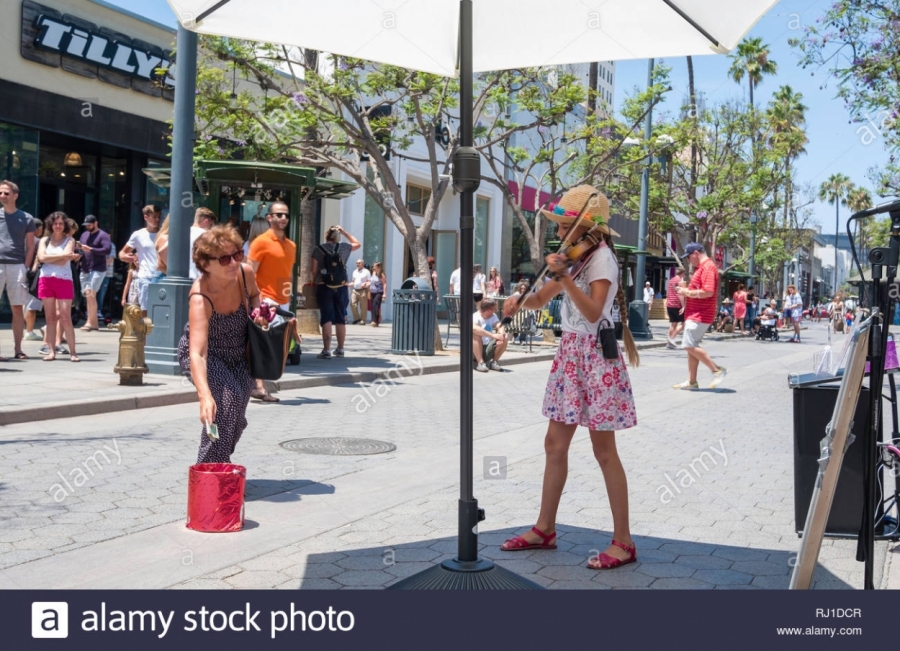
xmin=214 ymin=250 xmax=244 ymax=266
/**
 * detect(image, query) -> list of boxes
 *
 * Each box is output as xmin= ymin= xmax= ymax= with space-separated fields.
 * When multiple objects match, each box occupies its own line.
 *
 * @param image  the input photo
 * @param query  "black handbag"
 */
xmin=26 ymin=237 xmax=49 ymax=299
xmin=240 ymin=269 xmax=297 ymax=380
xmin=595 ymin=318 xmax=619 ymax=360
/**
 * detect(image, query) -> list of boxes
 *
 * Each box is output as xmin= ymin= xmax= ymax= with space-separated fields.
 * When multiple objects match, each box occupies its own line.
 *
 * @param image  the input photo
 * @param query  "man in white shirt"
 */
xmin=472 ymin=298 xmax=508 ymax=372
xmin=643 ymin=281 xmax=653 ymax=309
xmin=449 ymin=267 xmax=461 ymax=295
xmin=189 ymin=207 xmax=216 ymax=280
xmin=349 ymin=259 xmax=371 ymax=325
xmin=119 ymin=205 xmax=161 ymax=316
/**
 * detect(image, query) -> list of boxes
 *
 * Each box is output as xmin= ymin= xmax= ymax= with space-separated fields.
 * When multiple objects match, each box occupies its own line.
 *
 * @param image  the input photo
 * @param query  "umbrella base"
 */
xmin=387 ymin=557 xmax=544 ymax=590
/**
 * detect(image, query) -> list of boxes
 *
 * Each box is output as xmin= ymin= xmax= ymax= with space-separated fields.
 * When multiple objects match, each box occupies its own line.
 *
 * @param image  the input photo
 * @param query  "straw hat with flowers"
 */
xmin=541 ymin=185 xmax=620 ymax=237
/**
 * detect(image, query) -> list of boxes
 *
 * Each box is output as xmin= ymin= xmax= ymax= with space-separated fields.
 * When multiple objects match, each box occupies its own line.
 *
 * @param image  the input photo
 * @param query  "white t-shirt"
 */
xmin=449 ymin=268 xmax=461 ymax=294
xmin=643 ymin=286 xmax=653 ymax=302
xmin=785 ymin=292 xmax=803 ymax=317
xmin=189 ymin=226 xmax=205 ymax=280
xmin=473 ymin=310 xmax=500 ymax=346
xmin=561 ymin=244 xmax=618 ymax=335
xmin=473 ymin=272 xmax=486 ymax=293
xmin=352 ymin=267 xmax=372 ymax=290
xmin=39 ymin=237 xmax=73 ymax=280
xmin=126 ymin=228 xmax=158 ymax=279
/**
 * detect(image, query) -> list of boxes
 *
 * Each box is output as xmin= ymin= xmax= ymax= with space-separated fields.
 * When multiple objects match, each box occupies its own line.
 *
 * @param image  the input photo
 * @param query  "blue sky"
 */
xmin=106 ymin=0 xmax=893 ymax=235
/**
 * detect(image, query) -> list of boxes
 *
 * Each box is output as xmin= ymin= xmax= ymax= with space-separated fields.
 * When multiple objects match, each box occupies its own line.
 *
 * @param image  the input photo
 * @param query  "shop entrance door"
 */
xmin=38 ymin=182 xmax=95 ymax=223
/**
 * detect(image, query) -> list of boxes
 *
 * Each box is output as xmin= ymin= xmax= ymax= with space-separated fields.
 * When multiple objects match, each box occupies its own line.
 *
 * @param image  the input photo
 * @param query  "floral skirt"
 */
xmin=542 ymin=332 xmax=637 ymax=431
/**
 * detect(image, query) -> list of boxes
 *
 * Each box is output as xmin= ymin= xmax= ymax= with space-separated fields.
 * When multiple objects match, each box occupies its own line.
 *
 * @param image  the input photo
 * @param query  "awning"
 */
xmin=723 ymin=270 xmax=757 ymax=279
xmin=143 ymin=160 xmax=358 ymax=199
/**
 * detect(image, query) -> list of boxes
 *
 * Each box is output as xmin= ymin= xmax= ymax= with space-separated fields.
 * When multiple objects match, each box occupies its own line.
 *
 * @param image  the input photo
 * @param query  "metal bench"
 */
xmin=443 ymin=294 xmax=462 ymax=346
xmin=503 ymin=308 xmax=539 ymax=353
xmin=536 ymin=296 xmax=563 ymax=336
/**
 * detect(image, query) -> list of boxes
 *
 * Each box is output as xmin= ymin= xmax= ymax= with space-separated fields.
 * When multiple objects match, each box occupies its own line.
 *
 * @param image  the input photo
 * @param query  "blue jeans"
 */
xmin=96 ymin=276 xmax=111 ymax=316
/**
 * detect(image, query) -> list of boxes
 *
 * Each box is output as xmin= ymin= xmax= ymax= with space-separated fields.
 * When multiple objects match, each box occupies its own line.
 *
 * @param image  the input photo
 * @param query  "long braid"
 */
xmin=605 ymin=234 xmax=640 ymax=367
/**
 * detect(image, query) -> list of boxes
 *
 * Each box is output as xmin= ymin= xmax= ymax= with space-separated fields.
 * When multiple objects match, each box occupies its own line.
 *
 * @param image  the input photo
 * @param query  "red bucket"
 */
xmin=186 ymin=463 xmax=246 ymax=532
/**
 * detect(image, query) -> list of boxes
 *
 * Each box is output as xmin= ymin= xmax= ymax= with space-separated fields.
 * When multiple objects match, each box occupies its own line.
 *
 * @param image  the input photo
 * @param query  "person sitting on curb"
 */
xmin=715 ymin=299 xmax=733 ymax=332
xmin=473 ymin=298 xmax=508 ymax=372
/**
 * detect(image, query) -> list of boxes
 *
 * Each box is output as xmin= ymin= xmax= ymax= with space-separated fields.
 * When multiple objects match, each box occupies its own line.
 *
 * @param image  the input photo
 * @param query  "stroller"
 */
xmin=756 ymin=319 xmax=779 ymax=341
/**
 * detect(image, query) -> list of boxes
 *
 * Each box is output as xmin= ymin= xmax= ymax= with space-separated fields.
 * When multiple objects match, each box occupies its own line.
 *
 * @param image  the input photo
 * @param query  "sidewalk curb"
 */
xmin=0 ymin=339 xmax=672 ymax=427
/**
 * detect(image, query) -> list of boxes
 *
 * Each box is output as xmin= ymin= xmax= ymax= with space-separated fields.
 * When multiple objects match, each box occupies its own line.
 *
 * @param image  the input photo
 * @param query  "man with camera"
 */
xmin=311 ymin=225 xmax=360 ymax=358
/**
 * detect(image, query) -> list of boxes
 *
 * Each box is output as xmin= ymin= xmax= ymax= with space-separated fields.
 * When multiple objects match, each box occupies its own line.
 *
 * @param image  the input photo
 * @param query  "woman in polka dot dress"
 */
xmin=499 ymin=186 xmax=640 ymax=570
xmin=178 ymin=225 xmax=269 ymax=463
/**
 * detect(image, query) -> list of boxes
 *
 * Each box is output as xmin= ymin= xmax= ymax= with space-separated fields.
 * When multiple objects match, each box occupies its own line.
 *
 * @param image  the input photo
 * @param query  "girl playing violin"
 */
xmin=500 ymin=186 xmax=640 ymax=570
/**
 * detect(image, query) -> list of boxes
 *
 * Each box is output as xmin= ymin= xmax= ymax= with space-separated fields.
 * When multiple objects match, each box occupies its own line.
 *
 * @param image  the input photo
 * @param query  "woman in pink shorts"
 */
xmin=37 ymin=212 xmax=80 ymax=362
xmin=500 ymin=186 xmax=640 ymax=570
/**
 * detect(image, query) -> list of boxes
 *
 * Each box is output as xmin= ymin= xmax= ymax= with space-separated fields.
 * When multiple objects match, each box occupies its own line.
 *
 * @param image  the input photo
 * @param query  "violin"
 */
xmin=501 ymin=210 xmax=604 ymax=326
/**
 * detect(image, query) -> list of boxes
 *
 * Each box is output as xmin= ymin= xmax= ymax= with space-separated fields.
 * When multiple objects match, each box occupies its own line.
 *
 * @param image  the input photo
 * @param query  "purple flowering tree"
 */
xmin=791 ymin=1 xmax=900 ymax=194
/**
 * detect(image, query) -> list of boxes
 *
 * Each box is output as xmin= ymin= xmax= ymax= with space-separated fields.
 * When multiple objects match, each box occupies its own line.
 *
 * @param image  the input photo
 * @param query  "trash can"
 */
xmin=391 ymin=277 xmax=437 ymax=355
xmin=186 ymin=463 xmax=246 ymax=532
xmin=792 ymin=385 xmax=870 ymax=537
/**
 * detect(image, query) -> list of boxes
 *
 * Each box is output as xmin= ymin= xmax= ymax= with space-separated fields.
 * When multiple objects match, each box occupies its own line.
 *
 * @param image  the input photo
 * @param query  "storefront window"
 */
xmin=99 ymin=158 xmax=127 ymax=243
xmin=510 ymin=209 xmax=556 ymax=282
xmin=364 ymin=169 xmax=385 ymax=268
xmin=0 ymin=122 xmax=39 ymax=216
xmin=145 ymin=159 xmax=170 ymax=214
xmin=39 ymin=145 xmax=95 ymax=187
xmin=475 ymin=196 xmax=489 ymax=269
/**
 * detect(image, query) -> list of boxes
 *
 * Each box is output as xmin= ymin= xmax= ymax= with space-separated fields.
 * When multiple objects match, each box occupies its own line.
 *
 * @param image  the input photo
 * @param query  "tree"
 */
xmin=192 ymin=38 xmax=586 ymax=284
xmin=846 ymin=185 xmax=874 ymax=262
xmin=766 ymin=85 xmax=808 ymax=228
xmin=818 ymin=173 xmax=853 ymax=290
xmin=791 ymin=1 xmax=900 ymax=195
xmin=727 ymin=37 xmax=778 ymax=108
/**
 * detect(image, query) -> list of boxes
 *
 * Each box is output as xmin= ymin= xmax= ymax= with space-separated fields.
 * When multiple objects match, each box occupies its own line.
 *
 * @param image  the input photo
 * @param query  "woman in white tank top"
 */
xmin=36 ymin=212 xmax=80 ymax=361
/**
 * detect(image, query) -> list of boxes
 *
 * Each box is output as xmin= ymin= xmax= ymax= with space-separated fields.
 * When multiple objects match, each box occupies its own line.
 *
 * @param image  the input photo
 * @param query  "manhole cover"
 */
xmin=280 ymin=437 xmax=396 ymax=456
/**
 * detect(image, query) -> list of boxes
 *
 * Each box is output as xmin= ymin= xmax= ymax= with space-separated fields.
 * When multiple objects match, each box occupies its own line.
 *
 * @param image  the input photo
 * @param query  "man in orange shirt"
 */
xmin=247 ymin=202 xmax=296 ymax=401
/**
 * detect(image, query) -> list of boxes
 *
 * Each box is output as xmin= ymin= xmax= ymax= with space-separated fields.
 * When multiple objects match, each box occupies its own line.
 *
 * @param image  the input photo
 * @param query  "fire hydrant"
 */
xmin=114 ymin=303 xmax=153 ymax=385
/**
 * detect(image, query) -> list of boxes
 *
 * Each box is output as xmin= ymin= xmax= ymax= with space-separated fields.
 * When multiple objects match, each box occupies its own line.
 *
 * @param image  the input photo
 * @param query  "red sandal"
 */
xmin=500 ymin=526 xmax=557 ymax=551
xmin=587 ymin=539 xmax=636 ymax=570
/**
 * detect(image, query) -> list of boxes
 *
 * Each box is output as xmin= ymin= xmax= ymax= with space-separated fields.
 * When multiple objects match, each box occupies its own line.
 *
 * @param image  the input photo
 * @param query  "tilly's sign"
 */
xmin=21 ymin=0 xmax=174 ymax=101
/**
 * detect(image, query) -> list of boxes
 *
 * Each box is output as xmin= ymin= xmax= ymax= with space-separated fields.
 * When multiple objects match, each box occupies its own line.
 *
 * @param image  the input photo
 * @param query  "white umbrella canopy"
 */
xmin=167 ymin=0 xmax=777 ymax=75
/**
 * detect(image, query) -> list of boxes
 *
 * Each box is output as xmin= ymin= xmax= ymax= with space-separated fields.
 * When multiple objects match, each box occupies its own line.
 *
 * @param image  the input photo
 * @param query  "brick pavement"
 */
xmin=0 ymin=319 xmax=893 ymax=590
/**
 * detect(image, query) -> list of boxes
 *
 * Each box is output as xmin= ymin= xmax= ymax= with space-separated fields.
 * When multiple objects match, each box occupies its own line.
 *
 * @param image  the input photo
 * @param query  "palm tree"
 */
xmin=767 ymin=86 xmax=808 ymax=228
xmin=847 ymin=186 xmax=873 ymax=264
xmin=728 ymin=37 xmax=778 ymax=108
xmin=818 ymin=173 xmax=853 ymax=292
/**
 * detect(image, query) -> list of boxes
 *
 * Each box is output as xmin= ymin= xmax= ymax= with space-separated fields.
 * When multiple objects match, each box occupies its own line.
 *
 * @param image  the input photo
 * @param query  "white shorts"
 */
xmin=80 ymin=270 xmax=105 ymax=295
xmin=683 ymin=320 xmax=711 ymax=349
xmin=26 ymin=296 xmax=43 ymax=312
xmin=0 ymin=263 xmax=29 ymax=306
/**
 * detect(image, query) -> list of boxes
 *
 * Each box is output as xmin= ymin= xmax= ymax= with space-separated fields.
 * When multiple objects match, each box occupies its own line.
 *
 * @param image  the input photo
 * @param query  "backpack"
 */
xmin=318 ymin=243 xmax=347 ymax=286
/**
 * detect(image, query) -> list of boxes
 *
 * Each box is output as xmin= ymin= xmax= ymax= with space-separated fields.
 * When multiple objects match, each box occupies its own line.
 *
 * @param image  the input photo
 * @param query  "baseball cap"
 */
xmin=680 ymin=242 xmax=704 ymax=259
xmin=84 ymin=215 xmax=98 ymax=224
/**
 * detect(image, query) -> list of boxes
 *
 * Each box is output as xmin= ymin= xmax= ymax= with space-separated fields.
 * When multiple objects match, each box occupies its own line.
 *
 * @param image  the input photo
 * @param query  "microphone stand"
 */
xmin=856 ymin=207 xmax=900 ymax=588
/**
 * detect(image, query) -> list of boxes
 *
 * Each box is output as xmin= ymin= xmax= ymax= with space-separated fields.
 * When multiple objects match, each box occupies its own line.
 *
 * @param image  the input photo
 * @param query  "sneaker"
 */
xmin=665 ymin=343 xmax=678 ymax=350
xmin=488 ymin=361 xmax=502 ymax=372
xmin=666 ymin=337 xmax=676 ymax=347
xmin=56 ymin=346 xmax=69 ymax=355
xmin=710 ymin=367 xmax=727 ymax=389
xmin=317 ymin=349 xmax=332 ymax=359
xmin=25 ymin=331 xmax=42 ymax=341
xmin=39 ymin=344 xmax=49 ymax=355
xmin=333 ymin=349 xmax=345 ymax=357
xmin=475 ymin=362 xmax=489 ymax=373
xmin=673 ymin=380 xmax=699 ymax=391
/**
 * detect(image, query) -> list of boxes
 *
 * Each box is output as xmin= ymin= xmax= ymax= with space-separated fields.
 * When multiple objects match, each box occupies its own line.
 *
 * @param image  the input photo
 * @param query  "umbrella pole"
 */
xmin=388 ymin=1 xmax=541 ymax=589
